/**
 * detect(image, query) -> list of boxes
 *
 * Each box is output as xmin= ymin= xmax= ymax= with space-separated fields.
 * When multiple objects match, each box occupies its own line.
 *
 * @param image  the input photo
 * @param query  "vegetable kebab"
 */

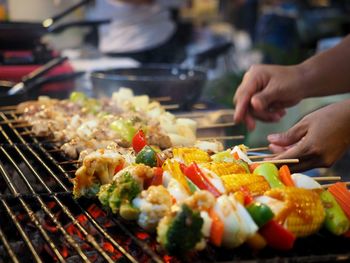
xmin=72 ymin=130 xmax=350 ymax=255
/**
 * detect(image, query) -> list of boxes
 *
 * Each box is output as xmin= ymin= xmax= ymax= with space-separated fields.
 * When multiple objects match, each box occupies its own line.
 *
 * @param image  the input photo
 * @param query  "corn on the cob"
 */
xmin=265 ymin=187 xmax=325 ymax=237
xmin=221 ymin=173 xmax=270 ymax=196
xmin=200 ymin=162 xmax=247 ymax=176
xmin=172 ymin=147 xmax=210 ymax=165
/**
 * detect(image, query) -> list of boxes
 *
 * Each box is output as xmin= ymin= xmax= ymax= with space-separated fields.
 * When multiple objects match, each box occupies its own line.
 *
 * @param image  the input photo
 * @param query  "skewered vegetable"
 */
xmin=221 ymin=173 xmax=270 ymax=196
xmin=157 ymin=204 xmax=204 ymax=255
xmin=132 ymin=129 xmax=147 ymax=153
xmin=173 ymin=147 xmax=210 ymax=165
xmin=247 ymin=202 xmax=274 ymax=227
xmin=320 ymin=190 xmax=350 ymax=235
xmin=259 ymin=220 xmax=296 ymax=250
xmin=135 ymin=146 xmax=158 ymax=167
xmin=253 ymin=163 xmax=284 ymax=188
xmin=328 ymin=182 xmax=350 ymax=220
xmin=200 ymin=161 xmax=248 ymax=176
xmin=265 ymin=187 xmax=325 ymax=237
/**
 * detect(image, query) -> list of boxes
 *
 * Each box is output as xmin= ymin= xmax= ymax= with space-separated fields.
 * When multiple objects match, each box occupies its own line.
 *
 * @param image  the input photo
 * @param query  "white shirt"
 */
xmin=86 ymin=0 xmax=183 ymax=53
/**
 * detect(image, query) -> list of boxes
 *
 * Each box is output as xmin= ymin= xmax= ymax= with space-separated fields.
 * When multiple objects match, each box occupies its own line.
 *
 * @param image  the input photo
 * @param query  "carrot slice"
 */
xmin=278 ymin=165 xmax=294 ymax=187
xmin=329 ymin=182 xmax=350 ymax=220
xmin=209 ymin=209 xmax=224 ymax=247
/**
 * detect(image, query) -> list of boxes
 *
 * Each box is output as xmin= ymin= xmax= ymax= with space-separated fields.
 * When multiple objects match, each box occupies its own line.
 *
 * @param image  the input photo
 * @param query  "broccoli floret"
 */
xmin=107 ymin=172 xmax=141 ymax=214
xmin=98 ymin=183 xmax=116 ymax=209
xmin=161 ymin=204 xmax=203 ymax=255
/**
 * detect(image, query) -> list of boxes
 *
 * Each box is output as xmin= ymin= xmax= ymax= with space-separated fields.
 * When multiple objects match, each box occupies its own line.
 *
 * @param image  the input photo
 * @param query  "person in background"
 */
xmin=86 ymin=0 xmax=187 ymax=63
xmin=233 ymin=35 xmax=350 ymax=172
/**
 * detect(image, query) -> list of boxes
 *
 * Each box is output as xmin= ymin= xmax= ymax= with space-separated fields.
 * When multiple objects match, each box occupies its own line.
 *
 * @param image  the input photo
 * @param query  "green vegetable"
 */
xmin=253 ymin=163 xmax=284 ymax=188
xmin=236 ymin=160 xmax=250 ymax=173
xmin=135 ymin=146 xmax=157 ymax=167
xmin=211 ymin=150 xmax=234 ymax=162
xmin=83 ymin=98 xmax=101 ymax=115
xmin=70 ymin=91 xmax=87 ymax=103
xmin=98 ymin=172 xmax=141 ymax=215
xmin=98 ymin=183 xmax=116 ymax=209
xmin=119 ymin=203 xmax=140 ymax=220
xmin=77 ymin=182 xmax=101 ymax=198
xmin=247 ymin=202 xmax=274 ymax=227
xmin=160 ymin=204 xmax=203 ymax=255
xmin=185 ymin=177 xmax=198 ymax=193
xmin=320 ymin=190 xmax=350 ymax=235
xmin=110 ymin=119 xmax=136 ymax=142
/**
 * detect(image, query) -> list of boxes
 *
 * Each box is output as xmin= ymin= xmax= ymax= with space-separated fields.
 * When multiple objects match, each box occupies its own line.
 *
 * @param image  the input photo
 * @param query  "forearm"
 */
xmin=299 ymin=35 xmax=350 ymax=98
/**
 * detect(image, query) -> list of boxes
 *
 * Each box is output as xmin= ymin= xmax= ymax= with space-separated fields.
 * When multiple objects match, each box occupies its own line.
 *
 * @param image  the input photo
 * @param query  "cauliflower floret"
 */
xmin=133 ymin=185 xmax=172 ymax=231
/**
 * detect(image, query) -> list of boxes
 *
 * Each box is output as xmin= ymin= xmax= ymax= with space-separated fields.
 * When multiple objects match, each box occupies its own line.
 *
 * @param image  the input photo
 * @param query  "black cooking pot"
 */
xmin=91 ymin=65 xmax=207 ymax=110
xmin=90 ymin=41 xmax=233 ymax=110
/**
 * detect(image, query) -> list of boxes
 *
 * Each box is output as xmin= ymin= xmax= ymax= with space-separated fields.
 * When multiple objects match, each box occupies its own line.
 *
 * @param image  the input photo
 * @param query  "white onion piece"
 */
xmin=291 ymin=173 xmax=322 ymax=189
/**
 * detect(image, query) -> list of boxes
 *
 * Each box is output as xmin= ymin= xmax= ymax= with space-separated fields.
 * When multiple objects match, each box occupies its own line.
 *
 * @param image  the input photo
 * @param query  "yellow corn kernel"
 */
xmin=200 ymin=162 xmax=247 ymax=176
xmin=173 ymin=147 xmax=210 ymax=165
xmin=221 ymin=173 xmax=270 ymax=196
xmin=265 ymin=187 xmax=326 ymax=237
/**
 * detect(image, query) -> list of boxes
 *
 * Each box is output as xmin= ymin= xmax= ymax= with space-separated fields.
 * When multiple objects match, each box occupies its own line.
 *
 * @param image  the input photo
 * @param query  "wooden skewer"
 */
xmin=66 ymin=170 xmax=77 ymax=173
xmin=0 ymin=105 xmax=17 ymax=111
xmin=59 ymin=160 xmax=81 ymax=165
xmin=151 ymin=96 xmax=172 ymax=102
xmin=312 ymin=176 xmax=341 ymax=182
xmin=197 ymin=122 xmax=236 ymax=129
xmin=0 ymin=120 xmax=26 ymax=125
xmin=247 ymin=146 xmax=269 ymax=152
xmin=253 ymin=159 xmax=299 ymax=164
xmin=20 ymin=131 xmax=48 ymax=137
xmin=322 ymin=182 xmax=350 ymax=188
xmin=248 ymin=154 xmax=278 ymax=160
xmin=13 ymin=124 xmax=32 ymax=128
xmin=198 ymin=135 xmax=245 ymax=141
xmin=163 ymin=104 xmax=180 ymax=110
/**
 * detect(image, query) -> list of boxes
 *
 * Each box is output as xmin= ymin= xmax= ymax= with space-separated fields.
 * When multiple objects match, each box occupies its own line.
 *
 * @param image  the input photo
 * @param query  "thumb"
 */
xmin=267 ymin=122 xmax=306 ymax=147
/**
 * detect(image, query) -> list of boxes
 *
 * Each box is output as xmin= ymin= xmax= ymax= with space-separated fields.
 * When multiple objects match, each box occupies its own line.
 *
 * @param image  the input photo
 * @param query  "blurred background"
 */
xmin=1 ymin=0 xmax=350 ymax=175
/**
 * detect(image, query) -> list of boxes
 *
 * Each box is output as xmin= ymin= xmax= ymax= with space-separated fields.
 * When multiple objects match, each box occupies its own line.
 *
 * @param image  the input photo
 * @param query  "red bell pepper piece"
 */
xmin=239 ymin=186 xmax=254 ymax=206
xmin=132 ymin=129 xmax=147 ymax=153
xmin=144 ymin=167 xmax=163 ymax=188
xmin=151 ymin=167 xmax=163 ymax=186
xmin=181 ymin=163 xmax=221 ymax=197
xmin=114 ymin=160 xmax=125 ymax=174
xmin=259 ymin=220 xmax=296 ymax=250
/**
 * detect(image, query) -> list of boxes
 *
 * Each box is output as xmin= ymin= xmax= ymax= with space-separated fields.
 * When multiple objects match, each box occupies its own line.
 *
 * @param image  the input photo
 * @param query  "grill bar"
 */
xmin=0 ymin=146 xmax=90 ymax=262
xmin=0 ymin=111 xmax=160 ymax=262
xmin=0 ymin=226 xmax=20 ymax=263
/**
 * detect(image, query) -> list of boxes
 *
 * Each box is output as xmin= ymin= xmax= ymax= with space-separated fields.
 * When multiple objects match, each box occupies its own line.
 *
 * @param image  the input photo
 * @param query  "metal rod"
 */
xmin=0 ymin=200 xmax=43 ymax=263
xmin=47 ymin=148 xmax=64 ymax=153
xmin=0 ymin=147 xmax=89 ymax=262
xmin=13 ymin=123 xmax=32 ymax=129
xmin=59 ymin=160 xmax=81 ymax=165
xmin=1 ymin=112 xmax=137 ymax=262
xmin=0 ymin=224 xmax=20 ymax=263
xmin=0 ymin=105 xmax=17 ymax=111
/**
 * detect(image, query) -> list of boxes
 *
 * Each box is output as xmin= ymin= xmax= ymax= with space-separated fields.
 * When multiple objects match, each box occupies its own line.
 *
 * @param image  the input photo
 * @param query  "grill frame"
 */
xmin=0 ymin=108 xmax=349 ymax=263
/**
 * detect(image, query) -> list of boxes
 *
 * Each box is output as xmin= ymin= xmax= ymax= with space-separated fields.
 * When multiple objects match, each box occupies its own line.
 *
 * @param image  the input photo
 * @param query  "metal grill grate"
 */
xmin=0 ymin=109 xmax=350 ymax=263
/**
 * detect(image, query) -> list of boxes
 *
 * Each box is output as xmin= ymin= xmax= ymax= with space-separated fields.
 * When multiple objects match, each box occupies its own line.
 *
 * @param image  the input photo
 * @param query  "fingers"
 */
xmin=267 ymin=122 xmax=307 ymax=147
xmin=244 ymin=112 xmax=256 ymax=131
xmin=251 ymin=108 xmax=286 ymax=122
xmin=233 ymin=70 xmax=259 ymax=124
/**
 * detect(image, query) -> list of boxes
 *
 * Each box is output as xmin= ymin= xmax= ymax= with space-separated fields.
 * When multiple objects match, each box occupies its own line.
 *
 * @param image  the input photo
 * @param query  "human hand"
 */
xmin=267 ymin=100 xmax=350 ymax=172
xmin=233 ymin=64 xmax=306 ymax=131
xmin=113 ymin=0 xmax=154 ymax=5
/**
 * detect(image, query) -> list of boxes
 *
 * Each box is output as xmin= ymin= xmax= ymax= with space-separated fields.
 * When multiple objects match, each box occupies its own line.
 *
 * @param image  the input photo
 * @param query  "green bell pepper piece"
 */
xmin=247 ymin=202 xmax=274 ymax=227
xmin=253 ymin=163 xmax=284 ymax=188
xmin=320 ymin=190 xmax=350 ymax=235
xmin=110 ymin=119 xmax=136 ymax=142
xmin=135 ymin=146 xmax=158 ymax=167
